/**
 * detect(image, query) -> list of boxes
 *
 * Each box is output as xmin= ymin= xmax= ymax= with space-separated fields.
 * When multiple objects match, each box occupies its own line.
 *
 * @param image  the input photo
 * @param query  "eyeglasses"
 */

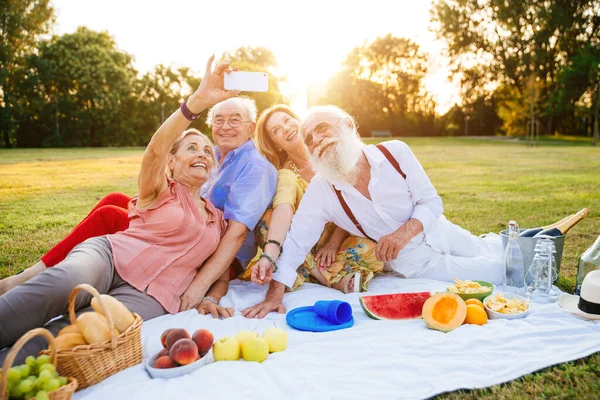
xmin=212 ymin=117 xmax=252 ymax=128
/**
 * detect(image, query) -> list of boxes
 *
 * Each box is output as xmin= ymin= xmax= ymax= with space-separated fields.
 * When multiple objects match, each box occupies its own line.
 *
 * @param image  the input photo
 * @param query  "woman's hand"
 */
xmin=251 ymin=256 xmax=274 ymax=286
xmin=179 ymin=281 xmax=209 ymax=312
xmin=197 ymin=300 xmax=234 ymax=318
xmin=187 ymin=56 xmax=240 ymax=113
xmin=314 ymin=241 xmax=338 ymax=268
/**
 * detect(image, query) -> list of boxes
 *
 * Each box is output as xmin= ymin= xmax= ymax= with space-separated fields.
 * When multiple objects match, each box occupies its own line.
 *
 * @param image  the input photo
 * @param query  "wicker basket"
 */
xmin=0 ymin=328 xmax=78 ymax=400
xmin=41 ymin=284 xmax=143 ymax=390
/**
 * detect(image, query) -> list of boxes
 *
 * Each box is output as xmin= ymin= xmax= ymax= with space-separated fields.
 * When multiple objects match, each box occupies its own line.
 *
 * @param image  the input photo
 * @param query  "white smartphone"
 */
xmin=224 ymin=71 xmax=269 ymax=92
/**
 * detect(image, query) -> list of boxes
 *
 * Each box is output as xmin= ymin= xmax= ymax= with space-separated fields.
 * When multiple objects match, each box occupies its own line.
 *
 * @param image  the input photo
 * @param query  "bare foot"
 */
xmin=0 ymin=261 xmax=46 ymax=295
xmin=331 ymin=273 xmax=360 ymax=294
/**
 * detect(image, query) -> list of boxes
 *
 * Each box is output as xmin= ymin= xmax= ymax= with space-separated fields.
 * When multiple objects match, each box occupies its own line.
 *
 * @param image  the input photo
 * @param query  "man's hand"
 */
xmin=179 ymin=281 xmax=209 ymax=312
xmin=242 ymin=281 xmax=286 ymax=319
xmin=251 ymin=256 xmax=274 ymax=285
xmin=375 ymin=219 xmax=423 ymax=262
xmin=197 ymin=300 xmax=234 ymax=318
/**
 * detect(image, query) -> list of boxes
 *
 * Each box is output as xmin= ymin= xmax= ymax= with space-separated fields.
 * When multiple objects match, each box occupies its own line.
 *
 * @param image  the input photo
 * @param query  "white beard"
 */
xmin=311 ymin=126 xmax=364 ymax=185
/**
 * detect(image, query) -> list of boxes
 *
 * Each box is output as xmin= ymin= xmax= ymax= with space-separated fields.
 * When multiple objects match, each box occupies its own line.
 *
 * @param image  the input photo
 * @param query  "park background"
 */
xmin=1 ymin=0 xmax=599 ymax=398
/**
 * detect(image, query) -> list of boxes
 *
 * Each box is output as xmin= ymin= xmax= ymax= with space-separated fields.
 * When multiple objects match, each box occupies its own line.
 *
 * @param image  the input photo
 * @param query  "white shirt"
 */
xmin=273 ymin=140 xmax=443 ymax=288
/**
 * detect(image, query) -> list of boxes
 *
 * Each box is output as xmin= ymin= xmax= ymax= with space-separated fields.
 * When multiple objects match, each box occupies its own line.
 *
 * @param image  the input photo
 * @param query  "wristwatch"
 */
xmin=180 ymin=99 xmax=200 ymax=121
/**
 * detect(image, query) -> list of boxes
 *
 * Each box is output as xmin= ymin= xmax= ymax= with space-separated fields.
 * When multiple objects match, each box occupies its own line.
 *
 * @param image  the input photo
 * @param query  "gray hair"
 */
xmin=302 ymin=105 xmax=358 ymax=138
xmin=206 ymin=97 xmax=257 ymax=126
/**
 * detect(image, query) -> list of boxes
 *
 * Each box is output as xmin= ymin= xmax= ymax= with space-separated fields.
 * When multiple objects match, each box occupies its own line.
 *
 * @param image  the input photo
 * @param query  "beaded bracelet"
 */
xmin=264 ymin=239 xmax=283 ymax=254
xmin=259 ymin=253 xmax=279 ymax=273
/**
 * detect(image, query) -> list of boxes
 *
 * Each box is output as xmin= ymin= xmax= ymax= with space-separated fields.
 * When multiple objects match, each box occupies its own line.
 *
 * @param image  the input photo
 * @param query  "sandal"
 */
xmin=332 ymin=272 xmax=362 ymax=294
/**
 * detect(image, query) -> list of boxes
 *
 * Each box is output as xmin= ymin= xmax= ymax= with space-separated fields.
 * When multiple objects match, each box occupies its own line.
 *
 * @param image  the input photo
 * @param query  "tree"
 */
xmin=320 ymin=35 xmax=433 ymax=136
xmin=0 ymin=0 xmax=55 ymax=147
xmin=15 ymin=27 xmax=139 ymax=147
xmin=431 ymin=0 xmax=600 ymax=136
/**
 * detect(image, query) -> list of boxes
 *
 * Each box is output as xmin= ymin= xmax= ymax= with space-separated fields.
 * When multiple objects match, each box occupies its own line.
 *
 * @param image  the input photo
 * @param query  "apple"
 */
xmin=241 ymin=337 xmax=269 ymax=363
xmin=235 ymin=330 xmax=258 ymax=358
xmin=262 ymin=327 xmax=288 ymax=353
xmin=212 ymin=336 xmax=240 ymax=362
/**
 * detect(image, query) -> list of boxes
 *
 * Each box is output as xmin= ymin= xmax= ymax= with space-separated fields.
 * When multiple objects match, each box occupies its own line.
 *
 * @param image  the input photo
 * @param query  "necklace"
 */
xmin=288 ymin=160 xmax=308 ymax=190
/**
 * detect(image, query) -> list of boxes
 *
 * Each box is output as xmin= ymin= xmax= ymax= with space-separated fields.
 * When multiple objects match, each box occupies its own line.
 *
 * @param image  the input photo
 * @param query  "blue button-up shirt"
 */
xmin=202 ymin=139 xmax=277 ymax=267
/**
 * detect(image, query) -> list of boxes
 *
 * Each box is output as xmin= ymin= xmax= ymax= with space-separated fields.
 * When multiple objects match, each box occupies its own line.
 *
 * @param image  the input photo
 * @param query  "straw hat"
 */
xmin=559 ymin=270 xmax=600 ymax=320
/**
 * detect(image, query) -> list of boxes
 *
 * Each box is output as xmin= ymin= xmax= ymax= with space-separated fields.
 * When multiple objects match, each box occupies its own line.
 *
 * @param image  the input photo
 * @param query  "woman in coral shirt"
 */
xmin=0 ymin=57 xmax=237 ymax=364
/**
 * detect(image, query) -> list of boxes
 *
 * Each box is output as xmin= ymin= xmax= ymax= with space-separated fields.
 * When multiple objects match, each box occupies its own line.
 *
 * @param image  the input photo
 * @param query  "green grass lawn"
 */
xmin=1 ymin=137 xmax=599 ymax=398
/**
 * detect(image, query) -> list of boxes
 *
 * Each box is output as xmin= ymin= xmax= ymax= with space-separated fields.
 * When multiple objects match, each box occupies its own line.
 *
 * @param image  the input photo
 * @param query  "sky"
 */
xmin=51 ymin=0 xmax=459 ymax=114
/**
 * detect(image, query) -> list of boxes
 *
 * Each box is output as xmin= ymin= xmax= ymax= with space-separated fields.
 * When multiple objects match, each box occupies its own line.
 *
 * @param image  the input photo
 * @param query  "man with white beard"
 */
xmin=246 ymin=105 xmax=504 ymax=316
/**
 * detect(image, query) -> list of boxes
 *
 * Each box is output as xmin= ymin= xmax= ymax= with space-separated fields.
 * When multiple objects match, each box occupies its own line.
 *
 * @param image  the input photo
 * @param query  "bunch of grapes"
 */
xmin=1 ymin=355 xmax=69 ymax=399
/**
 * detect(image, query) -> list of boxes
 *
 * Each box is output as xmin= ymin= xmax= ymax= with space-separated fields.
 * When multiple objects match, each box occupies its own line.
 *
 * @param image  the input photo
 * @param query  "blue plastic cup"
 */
xmin=313 ymin=300 xmax=352 ymax=324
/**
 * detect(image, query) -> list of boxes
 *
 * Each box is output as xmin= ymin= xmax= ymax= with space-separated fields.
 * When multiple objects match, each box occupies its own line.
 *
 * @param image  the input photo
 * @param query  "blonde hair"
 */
xmin=255 ymin=104 xmax=301 ymax=169
xmin=167 ymin=128 xmax=217 ymax=178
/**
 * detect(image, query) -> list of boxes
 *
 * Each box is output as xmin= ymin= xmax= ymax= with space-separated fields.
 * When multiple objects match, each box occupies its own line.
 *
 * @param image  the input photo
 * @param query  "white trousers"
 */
xmin=391 ymin=216 xmax=504 ymax=285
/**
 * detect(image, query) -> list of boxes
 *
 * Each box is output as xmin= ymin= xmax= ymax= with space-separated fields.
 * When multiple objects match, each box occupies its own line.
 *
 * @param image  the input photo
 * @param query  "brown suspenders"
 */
xmin=333 ymin=143 xmax=406 ymax=242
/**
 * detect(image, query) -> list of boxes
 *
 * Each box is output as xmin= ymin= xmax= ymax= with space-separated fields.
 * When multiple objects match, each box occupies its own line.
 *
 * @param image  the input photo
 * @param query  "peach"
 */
xmin=160 ymin=329 xmax=173 ymax=348
xmin=165 ymin=328 xmax=190 ymax=349
xmin=153 ymin=356 xmax=178 ymax=369
xmin=192 ymin=329 xmax=214 ymax=355
xmin=169 ymin=338 xmax=198 ymax=365
xmin=156 ymin=348 xmax=169 ymax=358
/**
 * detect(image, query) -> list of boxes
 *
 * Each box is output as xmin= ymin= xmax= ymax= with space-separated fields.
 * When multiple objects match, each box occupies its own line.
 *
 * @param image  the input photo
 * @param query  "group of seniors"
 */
xmin=0 ymin=57 xmax=504 ymax=363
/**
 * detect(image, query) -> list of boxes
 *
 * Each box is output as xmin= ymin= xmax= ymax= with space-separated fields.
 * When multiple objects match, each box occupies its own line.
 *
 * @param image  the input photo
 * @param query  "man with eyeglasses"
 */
xmin=178 ymin=97 xmax=277 ymax=314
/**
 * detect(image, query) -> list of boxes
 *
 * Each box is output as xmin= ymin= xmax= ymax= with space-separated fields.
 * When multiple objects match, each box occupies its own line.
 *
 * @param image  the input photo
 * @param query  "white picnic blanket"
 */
xmin=74 ymin=274 xmax=600 ymax=400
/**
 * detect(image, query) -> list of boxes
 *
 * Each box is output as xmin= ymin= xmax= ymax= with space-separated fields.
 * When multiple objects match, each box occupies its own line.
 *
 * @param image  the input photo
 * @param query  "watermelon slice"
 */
xmin=359 ymin=292 xmax=433 ymax=320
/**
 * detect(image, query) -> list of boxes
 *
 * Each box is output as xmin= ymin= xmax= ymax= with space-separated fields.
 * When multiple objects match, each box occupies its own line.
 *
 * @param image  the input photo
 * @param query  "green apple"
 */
xmin=241 ymin=337 xmax=269 ymax=363
xmin=212 ymin=336 xmax=240 ymax=362
xmin=262 ymin=327 xmax=288 ymax=353
xmin=235 ymin=330 xmax=258 ymax=358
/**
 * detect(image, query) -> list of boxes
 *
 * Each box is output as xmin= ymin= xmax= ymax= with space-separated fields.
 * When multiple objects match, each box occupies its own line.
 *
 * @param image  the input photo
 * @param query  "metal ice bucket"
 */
xmin=500 ymin=229 xmax=566 ymax=284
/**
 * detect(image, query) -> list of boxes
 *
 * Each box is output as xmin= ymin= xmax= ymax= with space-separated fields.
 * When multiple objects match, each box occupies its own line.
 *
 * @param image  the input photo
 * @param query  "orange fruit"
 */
xmin=463 ymin=304 xmax=488 ymax=325
xmin=464 ymin=298 xmax=485 ymax=310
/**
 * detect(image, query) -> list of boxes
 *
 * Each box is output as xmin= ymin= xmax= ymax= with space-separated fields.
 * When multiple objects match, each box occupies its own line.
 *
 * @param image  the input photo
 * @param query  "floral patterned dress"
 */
xmin=242 ymin=168 xmax=383 ymax=291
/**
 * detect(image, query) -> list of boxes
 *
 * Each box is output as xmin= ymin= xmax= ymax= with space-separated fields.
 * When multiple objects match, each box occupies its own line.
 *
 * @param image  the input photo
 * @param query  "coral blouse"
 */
xmin=108 ymin=178 xmax=226 ymax=314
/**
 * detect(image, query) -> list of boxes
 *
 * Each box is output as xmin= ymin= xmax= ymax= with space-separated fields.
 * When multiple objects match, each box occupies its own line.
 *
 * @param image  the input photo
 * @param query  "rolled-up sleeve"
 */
xmin=273 ymin=178 xmax=332 ymax=288
xmin=224 ymin=159 xmax=277 ymax=231
xmin=388 ymin=141 xmax=443 ymax=233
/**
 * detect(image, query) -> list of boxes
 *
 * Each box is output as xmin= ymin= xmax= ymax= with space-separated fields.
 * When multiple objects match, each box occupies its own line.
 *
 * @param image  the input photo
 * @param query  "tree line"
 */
xmin=1 ymin=0 xmax=598 ymax=147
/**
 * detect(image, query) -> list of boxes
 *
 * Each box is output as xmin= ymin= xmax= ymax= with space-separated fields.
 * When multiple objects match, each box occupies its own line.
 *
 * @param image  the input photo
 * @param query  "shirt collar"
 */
xmin=214 ymin=139 xmax=256 ymax=164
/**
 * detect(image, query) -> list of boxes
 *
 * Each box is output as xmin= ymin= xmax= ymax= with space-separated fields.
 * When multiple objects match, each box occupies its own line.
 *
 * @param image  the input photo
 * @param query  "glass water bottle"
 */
xmin=502 ymin=221 xmax=525 ymax=294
